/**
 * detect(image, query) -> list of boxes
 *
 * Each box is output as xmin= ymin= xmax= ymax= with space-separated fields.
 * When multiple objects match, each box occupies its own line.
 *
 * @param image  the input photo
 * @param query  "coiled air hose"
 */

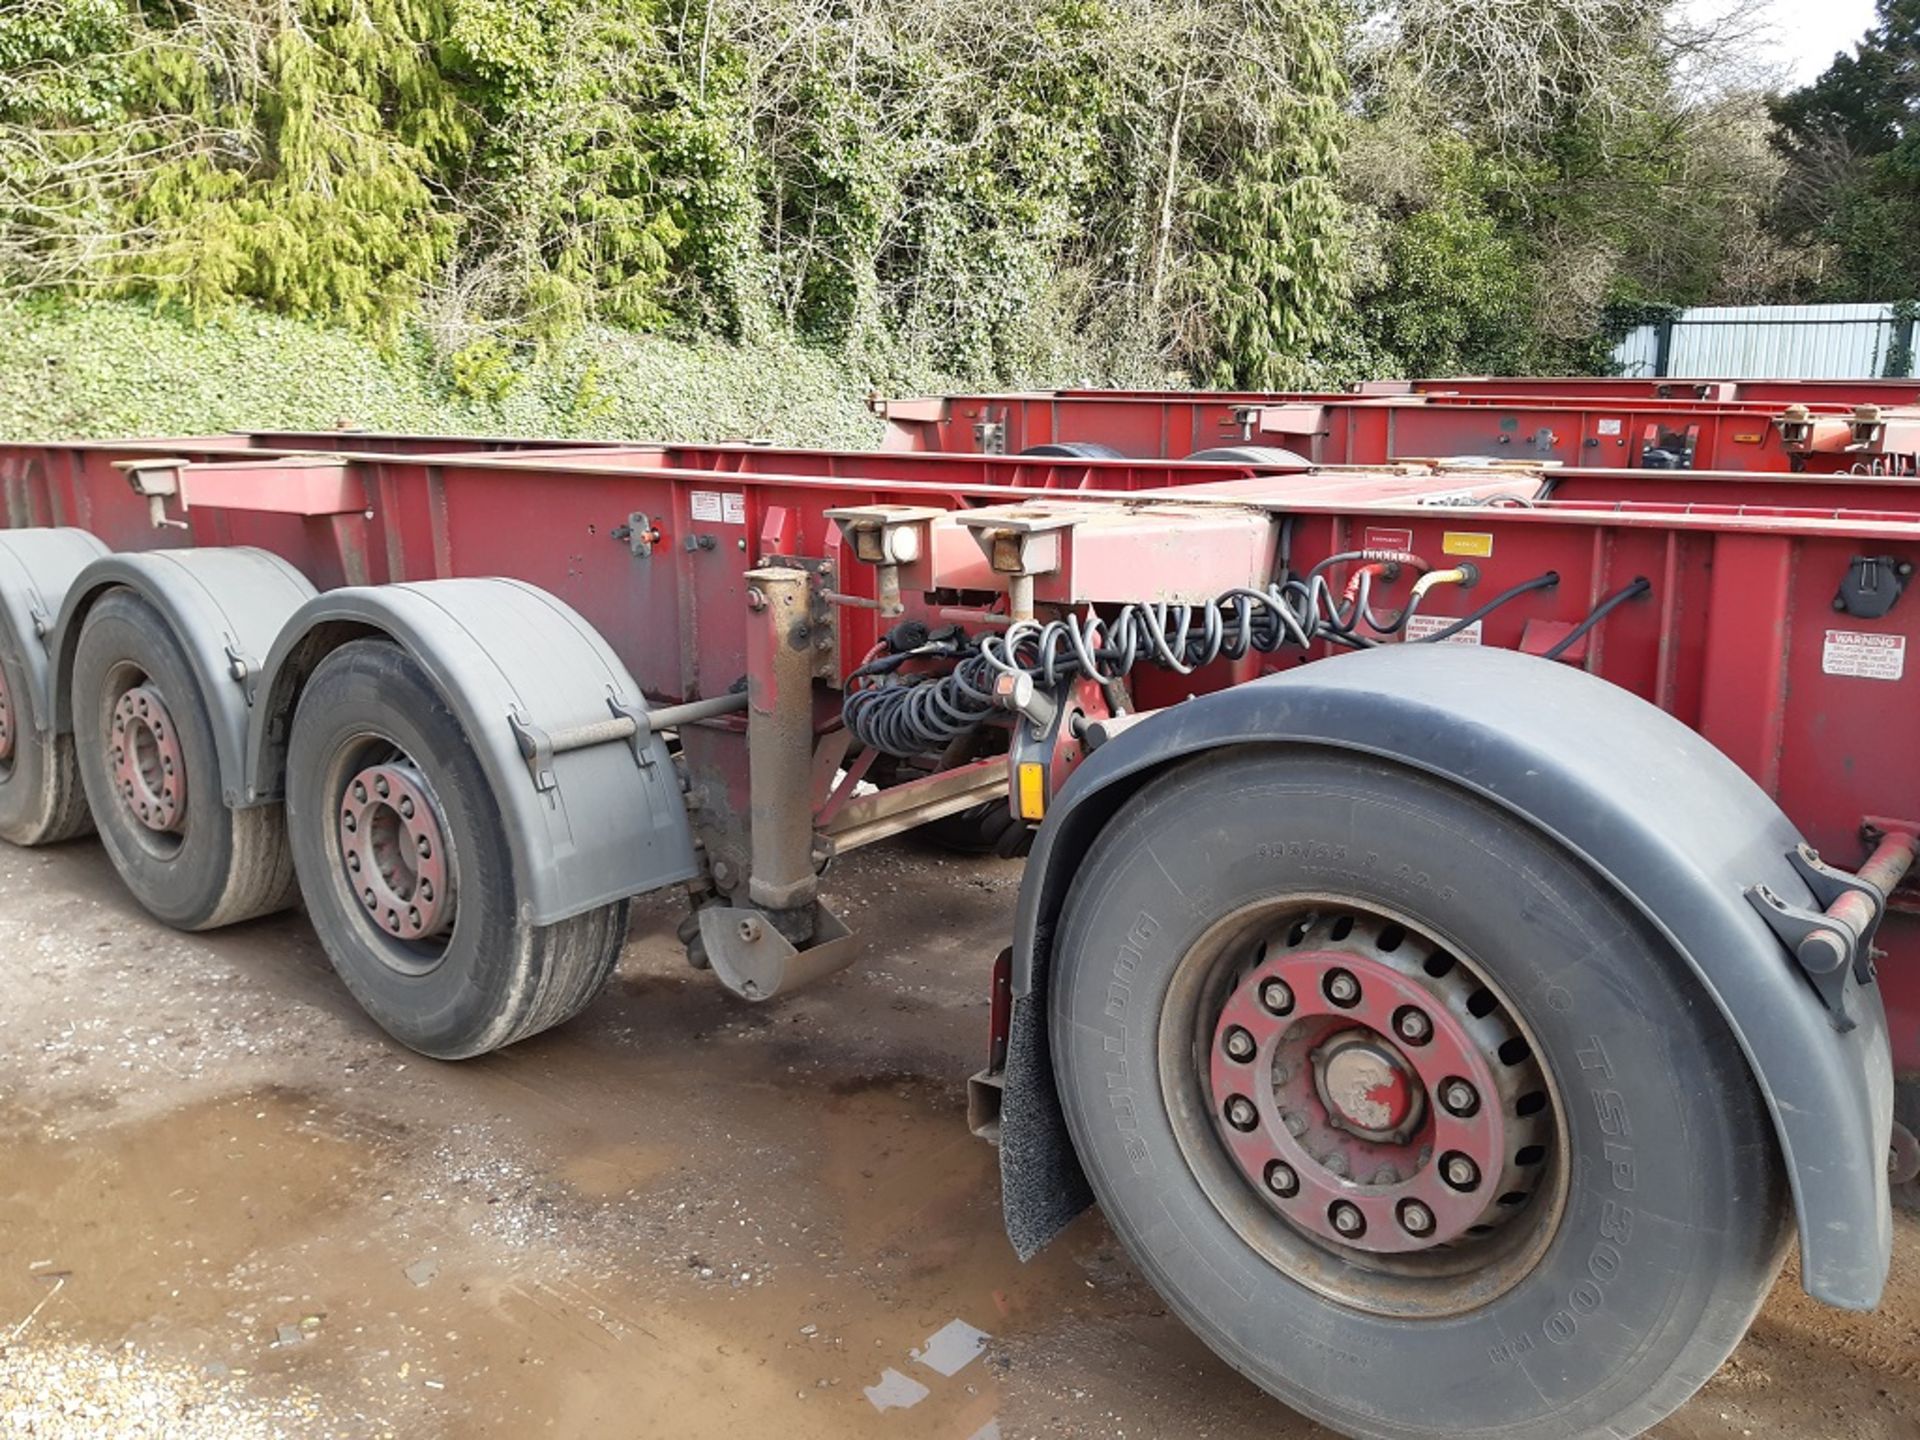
xmin=844 ymin=566 xmax=1569 ymax=758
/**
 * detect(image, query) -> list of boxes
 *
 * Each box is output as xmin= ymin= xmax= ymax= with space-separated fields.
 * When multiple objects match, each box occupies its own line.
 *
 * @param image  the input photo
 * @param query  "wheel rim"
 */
xmin=106 ymin=677 xmax=187 ymax=840
xmin=1162 ymin=897 xmax=1568 ymax=1318
xmin=0 ymin=657 xmax=15 ymax=771
xmin=328 ymin=737 xmax=458 ymax=972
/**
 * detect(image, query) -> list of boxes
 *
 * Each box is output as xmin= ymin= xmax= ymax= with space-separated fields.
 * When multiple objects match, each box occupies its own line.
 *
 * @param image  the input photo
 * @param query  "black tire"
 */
xmin=1018 ymin=442 xmax=1126 ymax=459
xmin=1050 ymin=748 xmax=1787 ymax=1440
xmin=0 ymin=616 xmax=90 ymax=846
xmin=71 ymin=589 xmax=293 ymax=928
xmin=285 ymin=639 xmax=629 ymax=1059
xmin=919 ymin=801 xmax=1034 ymax=858
xmin=1183 ymin=445 xmax=1313 ymax=466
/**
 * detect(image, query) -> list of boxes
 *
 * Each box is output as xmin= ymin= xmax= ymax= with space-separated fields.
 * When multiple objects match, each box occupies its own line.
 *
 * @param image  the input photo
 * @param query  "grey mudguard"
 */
xmin=0 ymin=528 xmax=111 ymax=721
xmin=48 ymin=548 xmax=317 ymax=804
xmin=1004 ymin=643 xmax=1892 ymax=1310
xmin=248 ymin=578 xmax=699 ymax=926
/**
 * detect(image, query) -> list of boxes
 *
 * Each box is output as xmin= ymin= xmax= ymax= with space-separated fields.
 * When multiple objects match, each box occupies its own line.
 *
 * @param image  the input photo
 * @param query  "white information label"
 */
xmin=1822 ymin=629 xmax=1906 ymax=681
xmin=1405 ymin=615 xmax=1483 ymax=645
xmin=690 ymin=490 xmax=723 ymax=521
xmin=722 ymin=492 xmax=746 ymax=524
xmin=1596 ymin=418 xmax=1623 ymax=436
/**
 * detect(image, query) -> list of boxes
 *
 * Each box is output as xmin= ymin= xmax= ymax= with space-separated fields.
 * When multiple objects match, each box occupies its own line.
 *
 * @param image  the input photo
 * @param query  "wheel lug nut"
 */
xmin=1224 ymin=1095 xmax=1259 ymax=1131
xmin=1282 ymin=1109 xmax=1307 ymax=1137
xmin=1442 ymin=1152 xmax=1480 ymax=1191
xmin=1265 ymin=1161 xmax=1298 ymax=1197
xmin=1394 ymin=1007 xmax=1432 ymax=1044
xmin=1440 ymin=1079 xmax=1480 ymax=1116
xmin=1259 ymin=978 xmax=1294 ymax=1015
xmin=1324 ymin=969 xmax=1360 ymax=1006
xmin=1330 ymin=1201 xmax=1365 ymax=1237
xmin=1399 ymin=1199 xmax=1436 ymax=1236
xmin=1222 ymin=1026 xmax=1256 ymax=1061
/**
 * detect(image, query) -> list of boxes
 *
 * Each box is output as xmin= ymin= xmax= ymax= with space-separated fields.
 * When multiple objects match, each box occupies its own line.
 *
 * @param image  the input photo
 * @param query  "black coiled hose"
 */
xmin=843 ymin=567 xmax=1583 ymax=759
xmin=846 ymin=578 xmax=1363 ymax=756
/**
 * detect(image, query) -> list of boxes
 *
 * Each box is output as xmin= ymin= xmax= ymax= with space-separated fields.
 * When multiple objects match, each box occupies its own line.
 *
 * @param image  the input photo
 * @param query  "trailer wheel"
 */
xmin=919 ymin=801 xmax=1033 ymax=858
xmin=1049 ymin=748 xmax=1787 ymax=1439
xmin=71 ymin=590 xmax=292 ymax=927
xmin=1183 ymin=445 xmax=1312 ymax=466
xmin=0 ymin=617 xmax=90 ymax=846
xmin=285 ymin=639 xmax=629 ymax=1059
xmin=1018 ymin=442 xmax=1126 ymax=459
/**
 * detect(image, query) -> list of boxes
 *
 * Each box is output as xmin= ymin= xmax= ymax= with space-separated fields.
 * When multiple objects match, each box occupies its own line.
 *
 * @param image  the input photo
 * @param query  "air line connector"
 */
xmin=990 ymin=669 xmax=1058 ymax=734
xmin=1410 ymin=562 xmax=1479 ymax=602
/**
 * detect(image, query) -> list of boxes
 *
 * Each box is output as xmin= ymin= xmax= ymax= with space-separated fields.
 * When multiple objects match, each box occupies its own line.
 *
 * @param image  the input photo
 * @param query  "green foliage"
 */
xmin=1180 ymin=1 xmax=1347 ymax=388
xmin=4 ymin=0 xmax=1860 ymax=396
xmin=0 ymin=296 xmax=888 ymax=446
xmin=1 ymin=0 xmax=1351 ymax=387
xmin=1770 ymin=0 xmax=1920 ymax=300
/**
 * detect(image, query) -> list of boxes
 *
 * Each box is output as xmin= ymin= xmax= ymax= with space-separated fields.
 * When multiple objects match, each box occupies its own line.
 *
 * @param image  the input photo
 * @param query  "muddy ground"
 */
xmin=0 ymin=835 xmax=1916 ymax=1440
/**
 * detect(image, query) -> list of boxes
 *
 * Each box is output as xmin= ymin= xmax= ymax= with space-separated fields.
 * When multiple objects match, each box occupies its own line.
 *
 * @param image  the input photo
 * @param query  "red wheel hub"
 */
xmin=338 ymin=762 xmax=453 ymax=940
xmin=1209 ymin=920 xmax=1549 ymax=1255
xmin=110 ymin=683 xmax=186 ymax=832
xmin=0 ymin=661 xmax=14 ymax=766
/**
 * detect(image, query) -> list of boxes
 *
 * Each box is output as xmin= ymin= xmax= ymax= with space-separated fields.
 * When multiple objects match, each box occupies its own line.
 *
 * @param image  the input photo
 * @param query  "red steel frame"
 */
xmin=873 ymin=387 xmax=1920 ymax=473
xmin=3 ymin=429 xmax=1919 ymax=1081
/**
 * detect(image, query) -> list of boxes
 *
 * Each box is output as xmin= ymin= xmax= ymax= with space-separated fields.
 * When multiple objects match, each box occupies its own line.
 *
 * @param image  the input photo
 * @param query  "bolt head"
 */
xmin=1325 ymin=969 xmax=1359 ymax=1005
xmin=1443 ymin=1153 xmax=1480 ymax=1191
xmin=737 ymin=917 xmax=763 ymax=943
xmin=1395 ymin=1008 xmax=1432 ymax=1044
xmin=1224 ymin=1095 xmax=1258 ymax=1131
xmin=1259 ymin=978 xmax=1294 ymax=1015
xmin=1399 ymin=1200 xmax=1436 ymax=1235
xmin=1222 ymin=1026 xmax=1256 ymax=1061
xmin=1265 ymin=1162 xmax=1299 ymax=1198
xmin=1440 ymin=1079 xmax=1479 ymax=1116
xmin=1330 ymin=1202 xmax=1365 ymax=1236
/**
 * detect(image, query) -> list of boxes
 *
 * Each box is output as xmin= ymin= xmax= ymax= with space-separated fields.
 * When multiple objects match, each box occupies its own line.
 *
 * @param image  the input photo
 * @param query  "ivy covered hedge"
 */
xmin=0 ymin=0 xmax=1852 ymax=401
xmin=0 ymin=298 xmax=889 ymax=445
xmin=1 ymin=0 xmax=1346 ymax=389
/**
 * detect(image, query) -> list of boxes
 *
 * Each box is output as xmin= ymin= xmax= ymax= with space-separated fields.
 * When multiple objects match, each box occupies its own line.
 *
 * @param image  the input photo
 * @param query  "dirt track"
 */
xmin=1 ymin=835 xmax=1917 ymax=1439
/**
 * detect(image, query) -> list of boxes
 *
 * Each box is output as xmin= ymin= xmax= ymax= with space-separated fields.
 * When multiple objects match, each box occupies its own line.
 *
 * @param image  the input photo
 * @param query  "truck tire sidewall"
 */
xmin=71 ymin=591 xmax=236 ymax=926
xmin=286 ymin=640 xmax=531 ymax=1058
xmin=1050 ymin=750 xmax=1783 ymax=1438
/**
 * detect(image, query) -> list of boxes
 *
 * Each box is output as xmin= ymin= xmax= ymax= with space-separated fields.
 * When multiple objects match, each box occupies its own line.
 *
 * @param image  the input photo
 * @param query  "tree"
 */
xmin=1769 ymin=0 xmax=1920 ymax=299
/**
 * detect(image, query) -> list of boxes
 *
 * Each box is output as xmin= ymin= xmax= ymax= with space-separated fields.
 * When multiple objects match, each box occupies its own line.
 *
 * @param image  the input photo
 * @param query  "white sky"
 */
xmin=1756 ymin=0 xmax=1881 ymax=83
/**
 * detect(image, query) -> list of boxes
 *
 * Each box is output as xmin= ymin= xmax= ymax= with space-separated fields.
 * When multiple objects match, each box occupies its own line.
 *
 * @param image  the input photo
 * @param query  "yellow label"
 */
xmin=1016 ymin=762 xmax=1048 ymax=821
xmin=1733 ymin=432 xmax=1763 ymax=443
xmin=1442 ymin=531 xmax=1494 ymax=558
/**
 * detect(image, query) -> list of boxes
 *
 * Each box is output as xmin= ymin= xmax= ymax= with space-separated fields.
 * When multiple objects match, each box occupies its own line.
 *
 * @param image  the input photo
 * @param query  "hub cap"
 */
xmin=110 ymin=683 xmax=186 ymax=832
xmin=338 ymin=761 xmax=453 ymax=941
xmin=1189 ymin=905 xmax=1558 ymax=1294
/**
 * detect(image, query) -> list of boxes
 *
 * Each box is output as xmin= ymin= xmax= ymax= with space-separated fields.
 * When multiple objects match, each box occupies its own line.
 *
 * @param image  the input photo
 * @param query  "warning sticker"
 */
xmin=1364 ymin=525 xmax=1413 ymax=552
xmin=1405 ymin=615 xmax=1483 ymax=645
xmin=690 ymin=491 xmax=747 ymax=524
xmin=1823 ymin=630 xmax=1906 ymax=680
xmin=1442 ymin=531 xmax=1494 ymax=558
xmin=1596 ymin=418 xmax=1623 ymax=436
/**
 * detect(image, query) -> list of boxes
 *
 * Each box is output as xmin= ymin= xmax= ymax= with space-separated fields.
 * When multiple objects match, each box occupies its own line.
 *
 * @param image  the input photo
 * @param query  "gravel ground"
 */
xmin=0 ymin=835 xmax=1916 ymax=1439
